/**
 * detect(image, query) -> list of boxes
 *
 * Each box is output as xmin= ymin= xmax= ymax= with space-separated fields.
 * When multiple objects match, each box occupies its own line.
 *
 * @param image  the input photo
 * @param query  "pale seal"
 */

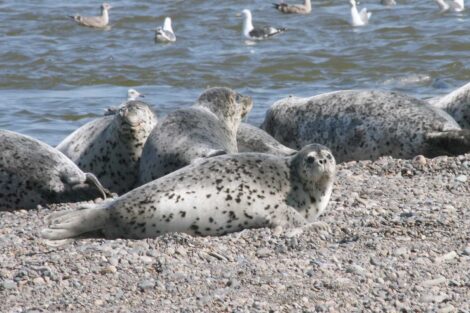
xmin=57 ymin=101 xmax=157 ymax=194
xmin=41 ymin=144 xmax=336 ymax=241
xmin=429 ymin=82 xmax=470 ymax=129
xmin=261 ymin=90 xmax=470 ymax=162
xmin=0 ymin=130 xmax=109 ymax=210
xmin=138 ymin=87 xmax=253 ymax=184
xmin=237 ymin=123 xmax=297 ymax=157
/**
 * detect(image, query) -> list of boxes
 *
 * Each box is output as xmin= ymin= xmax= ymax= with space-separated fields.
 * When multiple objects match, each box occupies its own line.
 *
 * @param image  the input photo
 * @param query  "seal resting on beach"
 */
xmin=0 ymin=130 xmax=109 ymax=210
xmin=41 ymin=144 xmax=336 ymax=241
xmin=261 ymin=90 xmax=470 ymax=162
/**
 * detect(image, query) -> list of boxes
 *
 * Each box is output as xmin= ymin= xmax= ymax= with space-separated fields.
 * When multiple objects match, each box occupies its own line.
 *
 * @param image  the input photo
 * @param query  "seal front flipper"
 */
xmin=41 ymin=204 xmax=109 ymax=241
xmin=425 ymin=129 xmax=470 ymax=157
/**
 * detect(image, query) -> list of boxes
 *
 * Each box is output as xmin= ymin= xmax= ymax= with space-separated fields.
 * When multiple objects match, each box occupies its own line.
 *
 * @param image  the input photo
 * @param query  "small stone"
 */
xmin=140 ymin=256 xmax=154 ymax=264
xmin=412 ymin=155 xmax=427 ymax=166
xmin=1 ymin=279 xmax=17 ymax=290
xmin=463 ymin=247 xmax=470 ymax=256
xmin=420 ymin=276 xmax=446 ymax=287
xmin=256 ymin=248 xmax=271 ymax=258
xmin=138 ymin=279 xmax=155 ymax=291
xmin=101 ymin=266 xmax=117 ymax=274
xmin=394 ymin=247 xmax=408 ymax=257
xmin=435 ymin=251 xmax=458 ymax=263
xmin=346 ymin=264 xmax=367 ymax=276
xmin=33 ymin=277 xmax=46 ymax=285
xmin=455 ymin=175 xmax=467 ymax=183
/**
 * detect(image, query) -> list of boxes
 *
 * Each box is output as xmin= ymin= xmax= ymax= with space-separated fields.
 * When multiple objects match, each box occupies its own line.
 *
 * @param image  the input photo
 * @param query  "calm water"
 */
xmin=0 ymin=0 xmax=469 ymax=145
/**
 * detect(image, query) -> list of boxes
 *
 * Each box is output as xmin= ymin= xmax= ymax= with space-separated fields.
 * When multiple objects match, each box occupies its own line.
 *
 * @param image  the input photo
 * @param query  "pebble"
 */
xmin=455 ymin=175 xmax=467 ymax=183
xmin=420 ymin=276 xmax=446 ymax=287
xmin=138 ymin=279 xmax=156 ymax=291
xmin=256 ymin=248 xmax=271 ymax=258
xmin=1 ymin=279 xmax=17 ymax=290
xmin=435 ymin=251 xmax=458 ymax=263
xmin=463 ymin=247 xmax=470 ymax=256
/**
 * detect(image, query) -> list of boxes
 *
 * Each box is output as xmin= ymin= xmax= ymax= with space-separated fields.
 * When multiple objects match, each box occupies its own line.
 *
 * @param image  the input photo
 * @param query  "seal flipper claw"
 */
xmin=84 ymin=173 xmax=113 ymax=199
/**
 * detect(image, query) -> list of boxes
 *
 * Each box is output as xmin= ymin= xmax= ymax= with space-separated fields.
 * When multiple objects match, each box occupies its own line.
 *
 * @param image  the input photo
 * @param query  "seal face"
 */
xmin=0 ymin=130 xmax=108 ymax=210
xmin=237 ymin=123 xmax=297 ymax=157
xmin=41 ymin=144 xmax=336 ymax=241
xmin=430 ymin=82 xmax=470 ymax=129
xmin=261 ymin=90 xmax=469 ymax=162
xmin=57 ymin=101 xmax=157 ymax=194
xmin=138 ymin=87 xmax=253 ymax=184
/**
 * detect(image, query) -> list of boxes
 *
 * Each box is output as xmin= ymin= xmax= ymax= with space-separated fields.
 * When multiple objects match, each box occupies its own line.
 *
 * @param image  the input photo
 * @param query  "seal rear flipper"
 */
xmin=41 ymin=205 xmax=109 ymax=241
xmin=84 ymin=173 xmax=114 ymax=199
xmin=425 ymin=130 xmax=470 ymax=157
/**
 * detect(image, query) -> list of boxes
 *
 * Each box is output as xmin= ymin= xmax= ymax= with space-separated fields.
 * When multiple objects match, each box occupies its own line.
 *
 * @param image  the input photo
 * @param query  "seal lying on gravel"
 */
xmin=429 ymin=82 xmax=470 ymax=129
xmin=41 ymin=144 xmax=336 ymax=241
xmin=138 ymin=87 xmax=253 ymax=184
xmin=57 ymin=101 xmax=157 ymax=194
xmin=0 ymin=130 xmax=109 ymax=210
xmin=261 ymin=90 xmax=470 ymax=162
xmin=237 ymin=123 xmax=297 ymax=156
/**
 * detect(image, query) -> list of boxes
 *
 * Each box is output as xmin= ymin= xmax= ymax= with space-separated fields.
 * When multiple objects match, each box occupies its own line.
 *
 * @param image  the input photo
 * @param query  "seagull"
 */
xmin=104 ymin=89 xmax=144 ymax=116
xmin=273 ymin=0 xmax=312 ymax=14
xmin=70 ymin=3 xmax=112 ymax=28
xmin=241 ymin=9 xmax=286 ymax=40
xmin=434 ymin=0 xmax=464 ymax=12
xmin=155 ymin=17 xmax=176 ymax=43
xmin=349 ymin=0 xmax=371 ymax=27
xmin=127 ymin=88 xmax=144 ymax=101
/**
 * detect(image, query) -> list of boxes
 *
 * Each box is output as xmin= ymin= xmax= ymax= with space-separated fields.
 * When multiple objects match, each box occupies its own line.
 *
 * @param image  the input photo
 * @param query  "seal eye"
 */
xmin=306 ymin=156 xmax=315 ymax=164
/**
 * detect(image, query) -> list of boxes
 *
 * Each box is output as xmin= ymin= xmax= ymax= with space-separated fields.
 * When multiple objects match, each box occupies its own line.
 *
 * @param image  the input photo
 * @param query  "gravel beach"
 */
xmin=1 ymin=154 xmax=469 ymax=312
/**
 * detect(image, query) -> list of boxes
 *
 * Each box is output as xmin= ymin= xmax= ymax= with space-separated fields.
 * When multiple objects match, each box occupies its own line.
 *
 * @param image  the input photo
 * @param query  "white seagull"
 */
xmin=273 ymin=0 xmax=312 ymax=14
xmin=104 ymin=89 xmax=144 ymax=116
xmin=155 ymin=17 xmax=176 ymax=43
xmin=434 ymin=0 xmax=464 ymax=12
xmin=127 ymin=88 xmax=144 ymax=101
xmin=349 ymin=0 xmax=371 ymax=27
xmin=70 ymin=3 xmax=112 ymax=28
xmin=241 ymin=9 xmax=286 ymax=40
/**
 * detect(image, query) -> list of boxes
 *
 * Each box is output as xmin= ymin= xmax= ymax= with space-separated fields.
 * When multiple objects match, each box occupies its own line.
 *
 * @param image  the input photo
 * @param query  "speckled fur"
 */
xmin=41 ymin=144 xmax=336 ymax=240
xmin=0 ymin=130 xmax=107 ymax=210
xmin=57 ymin=101 xmax=156 ymax=194
xmin=138 ymin=87 xmax=253 ymax=184
xmin=262 ymin=90 xmax=468 ymax=162
xmin=237 ymin=123 xmax=297 ymax=157
xmin=430 ymin=82 xmax=470 ymax=129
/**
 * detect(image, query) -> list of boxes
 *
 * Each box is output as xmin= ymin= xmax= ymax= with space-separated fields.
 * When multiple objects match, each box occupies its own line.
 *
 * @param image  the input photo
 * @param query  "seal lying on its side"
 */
xmin=41 ymin=144 xmax=336 ymax=241
xmin=57 ymin=101 xmax=157 ymax=194
xmin=0 ymin=130 xmax=109 ymax=210
xmin=237 ymin=123 xmax=297 ymax=157
xmin=261 ymin=90 xmax=470 ymax=162
xmin=429 ymin=82 xmax=470 ymax=129
xmin=138 ymin=87 xmax=253 ymax=184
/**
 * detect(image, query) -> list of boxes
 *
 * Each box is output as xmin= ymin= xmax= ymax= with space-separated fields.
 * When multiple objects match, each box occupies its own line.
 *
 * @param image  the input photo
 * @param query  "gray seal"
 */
xmin=261 ymin=90 xmax=470 ymax=162
xmin=0 ymin=130 xmax=109 ymax=210
xmin=41 ymin=144 xmax=336 ymax=241
xmin=138 ymin=87 xmax=253 ymax=184
xmin=237 ymin=123 xmax=297 ymax=157
xmin=429 ymin=82 xmax=470 ymax=129
xmin=57 ymin=101 xmax=157 ymax=194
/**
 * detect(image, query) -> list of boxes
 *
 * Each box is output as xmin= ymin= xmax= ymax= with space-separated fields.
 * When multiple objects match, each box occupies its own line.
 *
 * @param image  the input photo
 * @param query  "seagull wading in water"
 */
xmin=434 ymin=0 xmax=464 ymax=12
xmin=349 ymin=0 xmax=371 ymax=26
xmin=70 ymin=3 xmax=112 ymax=28
xmin=273 ymin=0 xmax=312 ymax=14
xmin=241 ymin=9 xmax=286 ymax=40
xmin=155 ymin=17 xmax=176 ymax=43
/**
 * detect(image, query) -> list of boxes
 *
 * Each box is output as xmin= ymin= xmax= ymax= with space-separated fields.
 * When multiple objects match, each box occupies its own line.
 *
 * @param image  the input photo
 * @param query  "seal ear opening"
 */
xmin=425 ymin=130 xmax=470 ymax=157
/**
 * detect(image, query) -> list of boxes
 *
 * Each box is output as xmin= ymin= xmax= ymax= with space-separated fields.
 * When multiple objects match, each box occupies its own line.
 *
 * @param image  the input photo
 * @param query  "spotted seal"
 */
xmin=138 ymin=87 xmax=253 ymax=184
xmin=57 ymin=101 xmax=157 ymax=194
xmin=41 ymin=144 xmax=336 ymax=241
xmin=0 ymin=130 xmax=109 ymax=210
xmin=429 ymin=82 xmax=470 ymax=129
xmin=237 ymin=123 xmax=297 ymax=157
xmin=261 ymin=90 xmax=470 ymax=162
